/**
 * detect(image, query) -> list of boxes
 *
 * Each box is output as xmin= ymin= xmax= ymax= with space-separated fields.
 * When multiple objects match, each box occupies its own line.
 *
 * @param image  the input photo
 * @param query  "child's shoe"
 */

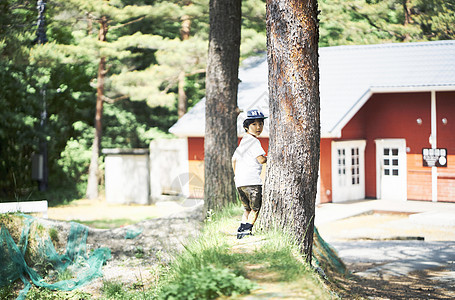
xmin=237 ymin=230 xmax=251 ymax=239
xmin=236 ymin=223 xmax=253 ymax=239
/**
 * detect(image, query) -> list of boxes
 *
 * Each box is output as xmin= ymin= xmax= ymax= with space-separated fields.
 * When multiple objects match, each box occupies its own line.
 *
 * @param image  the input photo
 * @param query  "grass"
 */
xmin=155 ymin=204 xmax=336 ymax=299
xmin=2 ymin=205 xmax=339 ymax=299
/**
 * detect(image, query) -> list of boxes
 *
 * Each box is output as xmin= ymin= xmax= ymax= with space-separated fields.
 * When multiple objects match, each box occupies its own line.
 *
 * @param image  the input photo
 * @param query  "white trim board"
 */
xmin=0 ymin=200 xmax=48 ymax=218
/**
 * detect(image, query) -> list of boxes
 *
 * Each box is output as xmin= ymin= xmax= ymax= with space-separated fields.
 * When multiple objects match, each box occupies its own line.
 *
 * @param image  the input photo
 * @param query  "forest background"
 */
xmin=1 ymin=0 xmax=453 ymax=203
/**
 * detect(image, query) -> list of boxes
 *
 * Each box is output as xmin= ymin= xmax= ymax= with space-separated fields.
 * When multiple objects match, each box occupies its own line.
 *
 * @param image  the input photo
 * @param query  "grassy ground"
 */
xmin=109 ymin=205 xmax=339 ymax=299
xmin=1 ymin=205 xmax=343 ymax=299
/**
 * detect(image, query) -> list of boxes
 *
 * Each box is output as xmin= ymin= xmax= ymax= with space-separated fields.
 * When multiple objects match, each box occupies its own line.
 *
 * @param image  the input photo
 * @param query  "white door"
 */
xmin=375 ymin=139 xmax=407 ymax=201
xmin=331 ymin=140 xmax=366 ymax=202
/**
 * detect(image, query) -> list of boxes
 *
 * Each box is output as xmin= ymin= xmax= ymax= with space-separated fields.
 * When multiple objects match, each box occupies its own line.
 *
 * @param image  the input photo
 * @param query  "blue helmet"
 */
xmin=245 ymin=109 xmax=267 ymax=120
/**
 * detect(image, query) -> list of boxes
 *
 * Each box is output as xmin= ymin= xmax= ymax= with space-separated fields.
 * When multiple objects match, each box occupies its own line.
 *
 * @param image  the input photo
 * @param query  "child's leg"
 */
xmin=237 ymin=187 xmax=251 ymax=233
xmin=247 ymin=185 xmax=262 ymax=225
xmin=242 ymin=210 xmax=250 ymax=224
xmin=247 ymin=210 xmax=259 ymax=225
xmin=240 ymin=186 xmax=262 ymax=236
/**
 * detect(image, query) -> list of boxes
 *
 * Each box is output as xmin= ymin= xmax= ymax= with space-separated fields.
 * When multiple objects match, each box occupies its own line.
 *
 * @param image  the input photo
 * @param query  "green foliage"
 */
xmin=102 ymin=102 xmax=174 ymax=149
xmin=156 ymin=204 xmax=255 ymax=299
xmin=414 ymin=0 xmax=455 ymax=40
xmin=25 ymin=286 xmax=91 ymax=300
xmin=57 ymin=269 xmax=74 ymax=281
xmin=0 ymin=284 xmax=15 ymax=300
xmin=58 ymin=137 xmax=92 ymax=185
xmin=251 ymin=228 xmax=313 ymax=281
xmin=319 ymin=0 xmax=455 ymax=47
xmin=102 ymin=280 xmax=125 ymax=299
xmin=159 ymin=265 xmax=256 ymax=300
xmin=1 ymin=0 xmax=453 ymax=201
xmin=155 ymin=204 xmax=334 ymax=299
xmin=48 ymin=227 xmax=59 ymax=245
xmin=101 ymin=280 xmax=155 ymax=300
xmin=0 ymin=61 xmax=41 ymax=198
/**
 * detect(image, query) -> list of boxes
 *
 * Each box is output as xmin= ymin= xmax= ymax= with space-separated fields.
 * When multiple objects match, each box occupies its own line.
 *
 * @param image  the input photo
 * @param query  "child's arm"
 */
xmin=232 ymin=158 xmax=237 ymax=172
xmin=256 ymin=155 xmax=267 ymax=164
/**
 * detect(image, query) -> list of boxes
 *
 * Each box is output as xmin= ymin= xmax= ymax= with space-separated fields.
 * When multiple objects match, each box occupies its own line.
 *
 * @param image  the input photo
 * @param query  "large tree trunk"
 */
xmin=204 ymin=0 xmax=242 ymax=212
xmin=86 ymin=16 xmax=108 ymax=200
xmin=260 ymin=0 xmax=320 ymax=263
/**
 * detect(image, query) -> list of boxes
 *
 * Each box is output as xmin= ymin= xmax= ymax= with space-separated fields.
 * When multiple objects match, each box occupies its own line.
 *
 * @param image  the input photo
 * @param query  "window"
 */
xmin=383 ymin=147 xmax=399 ymax=176
xmin=337 ymin=149 xmax=346 ymax=186
xmin=351 ymin=147 xmax=360 ymax=185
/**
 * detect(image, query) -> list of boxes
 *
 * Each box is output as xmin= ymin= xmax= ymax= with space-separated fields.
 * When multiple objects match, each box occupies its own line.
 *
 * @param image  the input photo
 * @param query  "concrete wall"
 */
xmin=149 ymin=138 xmax=189 ymax=201
xmin=104 ymin=149 xmax=150 ymax=205
xmin=103 ymin=140 xmax=189 ymax=205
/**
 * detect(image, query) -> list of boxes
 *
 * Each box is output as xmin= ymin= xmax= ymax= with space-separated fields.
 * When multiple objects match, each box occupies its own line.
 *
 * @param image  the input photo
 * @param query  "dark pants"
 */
xmin=237 ymin=185 xmax=262 ymax=212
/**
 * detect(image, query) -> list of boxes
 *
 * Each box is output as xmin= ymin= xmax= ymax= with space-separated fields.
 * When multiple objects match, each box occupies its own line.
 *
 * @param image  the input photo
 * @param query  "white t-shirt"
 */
xmin=232 ymin=133 xmax=266 ymax=187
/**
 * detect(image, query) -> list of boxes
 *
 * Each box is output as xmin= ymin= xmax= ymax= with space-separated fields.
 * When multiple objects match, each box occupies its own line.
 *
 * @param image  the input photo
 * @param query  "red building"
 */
xmin=170 ymin=41 xmax=455 ymax=203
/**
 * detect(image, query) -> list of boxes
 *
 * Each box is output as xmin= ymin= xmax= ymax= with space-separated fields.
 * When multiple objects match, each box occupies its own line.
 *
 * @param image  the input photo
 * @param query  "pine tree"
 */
xmin=204 ymin=0 xmax=242 ymax=212
xmin=415 ymin=0 xmax=455 ymax=40
xmin=59 ymin=0 xmax=168 ymax=199
xmin=260 ymin=0 xmax=320 ymax=262
xmin=319 ymin=0 xmax=455 ymax=47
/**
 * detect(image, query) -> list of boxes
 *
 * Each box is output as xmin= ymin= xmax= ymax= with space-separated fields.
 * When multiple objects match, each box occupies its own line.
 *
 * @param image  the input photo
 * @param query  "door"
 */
xmin=331 ymin=140 xmax=366 ymax=202
xmin=375 ymin=139 xmax=407 ymax=201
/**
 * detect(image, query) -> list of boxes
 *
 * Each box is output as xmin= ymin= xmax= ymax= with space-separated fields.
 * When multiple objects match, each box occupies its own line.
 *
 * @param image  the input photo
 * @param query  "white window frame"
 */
xmin=331 ymin=140 xmax=367 ymax=202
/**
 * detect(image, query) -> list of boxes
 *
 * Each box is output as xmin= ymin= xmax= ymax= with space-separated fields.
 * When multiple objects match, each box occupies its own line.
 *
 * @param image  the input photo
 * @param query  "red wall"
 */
xmin=188 ymin=137 xmax=205 ymax=160
xmin=435 ymin=93 xmax=455 ymax=201
xmin=188 ymin=91 xmax=455 ymax=203
xmin=188 ymin=136 xmax=269 ymax=161
xmin=339 ymin=91 xmax=455 ymax=202
xmin=319 ymin=139 xmax=333 ymax=203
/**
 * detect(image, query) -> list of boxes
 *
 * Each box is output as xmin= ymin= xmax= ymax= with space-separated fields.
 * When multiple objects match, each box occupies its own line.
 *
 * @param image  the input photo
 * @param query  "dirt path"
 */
xmin=44 ymin=200 xmax=455 ymax=299
xmin=40 ymin=199 xmax=204 ymax=298
xmin=219 ymin=225 xmax=335 ymax=300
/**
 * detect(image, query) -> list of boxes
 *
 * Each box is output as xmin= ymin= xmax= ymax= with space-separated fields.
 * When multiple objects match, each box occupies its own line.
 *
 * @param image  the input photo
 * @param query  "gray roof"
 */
xmin=170 ymin=40 xmax=455 ymax=138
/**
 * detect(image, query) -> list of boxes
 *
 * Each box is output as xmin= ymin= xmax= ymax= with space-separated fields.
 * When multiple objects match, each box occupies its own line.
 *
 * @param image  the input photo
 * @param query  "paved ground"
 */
xmin=316 ymin=199 xmax=455 ymax=299
xmin=330 ymin=240 xmax=455 ymax=278
xmin=315 ymin=199 xmax=455 ymax=227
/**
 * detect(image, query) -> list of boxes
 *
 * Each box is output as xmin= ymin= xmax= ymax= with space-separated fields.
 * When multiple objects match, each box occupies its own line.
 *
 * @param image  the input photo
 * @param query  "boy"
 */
xmin=232 ymin=109 xmax=267 ymax=239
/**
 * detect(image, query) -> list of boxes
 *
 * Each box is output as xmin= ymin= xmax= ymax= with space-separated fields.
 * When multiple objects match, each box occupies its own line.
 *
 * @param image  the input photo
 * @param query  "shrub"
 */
xmin=159 ymin=265 xmax=256 ymax=300
xmin=102 ymin=280 xmax=127 ymax=299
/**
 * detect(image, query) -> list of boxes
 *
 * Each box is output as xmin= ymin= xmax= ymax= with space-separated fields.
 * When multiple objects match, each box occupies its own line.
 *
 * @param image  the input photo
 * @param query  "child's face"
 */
xmin=247 ymin=120 xmax=264 ymax=137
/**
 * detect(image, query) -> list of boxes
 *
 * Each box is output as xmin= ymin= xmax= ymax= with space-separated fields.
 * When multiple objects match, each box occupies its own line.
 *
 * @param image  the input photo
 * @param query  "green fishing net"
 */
xmin=0 ymin=214 xmax=111 ymax=299
xmin=125 ymin=227 xmax=143 ymax=239
xmin=312 ymin=227 xmax=347 ymax=276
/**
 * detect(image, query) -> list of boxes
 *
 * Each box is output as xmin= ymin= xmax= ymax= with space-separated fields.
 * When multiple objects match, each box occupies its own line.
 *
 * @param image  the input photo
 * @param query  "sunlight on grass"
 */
xmin=156 ymin=203 xmax=335 ymax=299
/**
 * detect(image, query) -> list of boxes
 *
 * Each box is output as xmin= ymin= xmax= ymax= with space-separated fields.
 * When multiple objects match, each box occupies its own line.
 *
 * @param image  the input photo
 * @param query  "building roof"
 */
xmin=170 ymin=40 xmax=455 ymax=138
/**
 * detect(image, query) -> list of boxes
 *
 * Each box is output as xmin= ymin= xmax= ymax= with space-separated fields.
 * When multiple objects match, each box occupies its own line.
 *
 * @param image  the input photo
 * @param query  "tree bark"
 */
xmin=86 ymin=15 xmax=108 ymax=200
xmin=402 ymin=0 xmax=412 ymax=41
xmin=177 ymin=13 xmax=191 ymax=118
xmin=204 ymin=0 xmax=242 ymax=212
xmin=177 ymin=70 xmax=187 ymax=119
xmin=260 ymin=0 xmax=320 ymax=263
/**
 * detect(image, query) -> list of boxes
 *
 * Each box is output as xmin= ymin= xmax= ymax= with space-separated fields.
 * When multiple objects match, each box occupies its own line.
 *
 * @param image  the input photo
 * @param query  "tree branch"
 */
xmin=110 ymin=16 xmax=145 ymax=30
xmin=102 ymin=95 xmax=129 ymax=103
xmin=161 ymin=79 xmax=179 ymax=94
xmin=186 ymin=68 xmax=206 ymax=76
xmin=350 ymin=5 xmax=405 ymax=40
